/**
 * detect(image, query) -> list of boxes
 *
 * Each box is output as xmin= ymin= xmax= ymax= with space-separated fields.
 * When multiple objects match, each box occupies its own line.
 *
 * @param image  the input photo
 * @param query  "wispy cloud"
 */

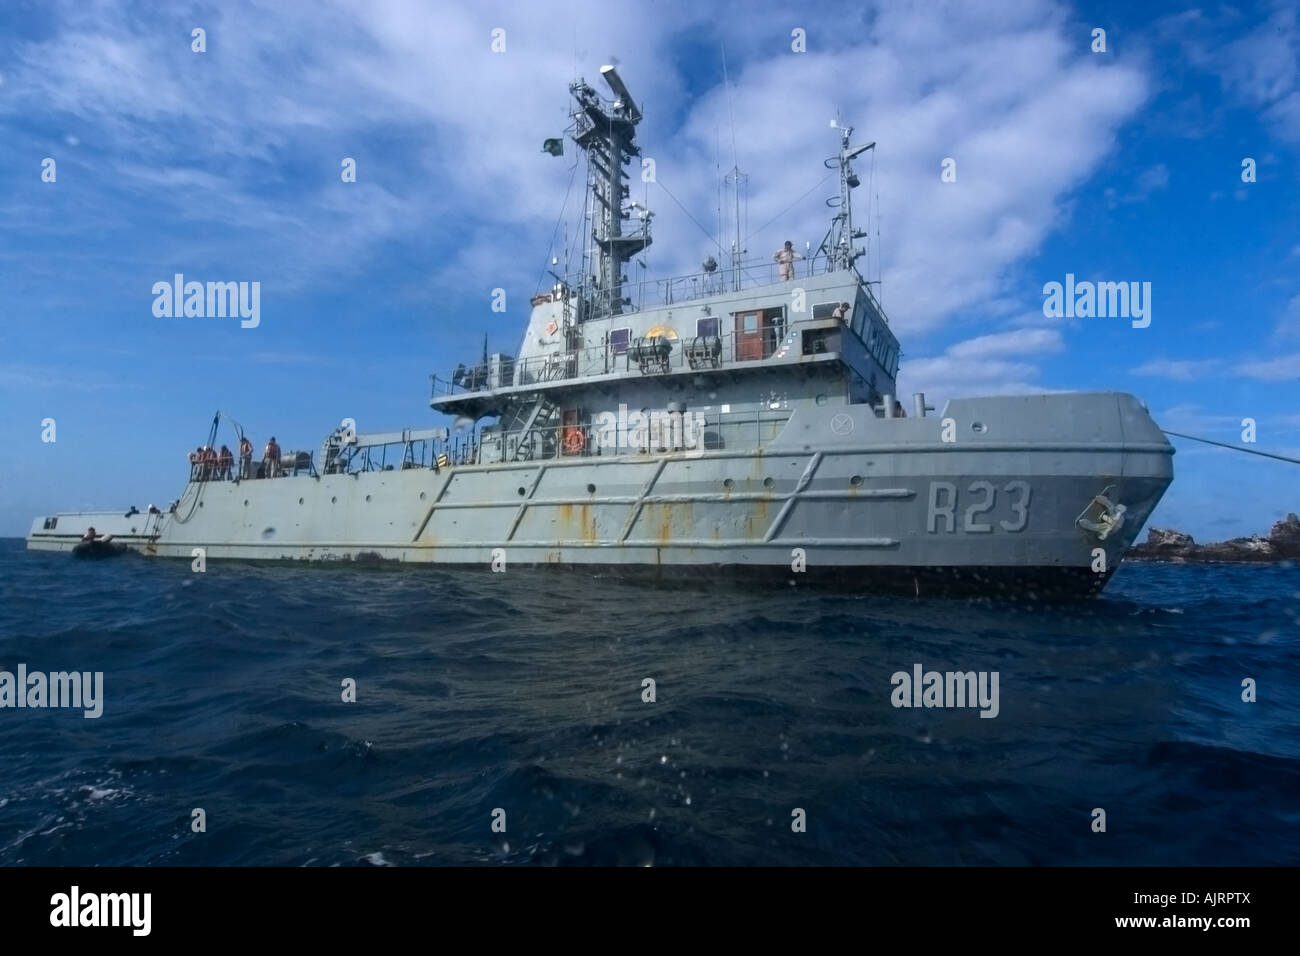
xmin=0 ymin=363 xmax=143 ymax=392
xmin=248 ymin=352 xmax=330 ymax=365
xmin=900 ymin=326 xmax=1064 ymax=402
xmin=1235 ymin=352 xmax=1300 ymax=381
xmin=1131 ymin=357 xmax=1221 ymax=380
xmin=1104 ymin=162 xmax=1170 ymax=207
xmin=1170 ymin=2 xmax=1300 ymax=142
xmin=1274 ymin=293 xmax=1300 ymax=338
xmin=0 ymin=0 xmax=1151 ymax=343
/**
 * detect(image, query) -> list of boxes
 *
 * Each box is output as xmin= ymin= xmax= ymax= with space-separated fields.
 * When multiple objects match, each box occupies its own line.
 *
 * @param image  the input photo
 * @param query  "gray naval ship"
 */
xmin=27 ymin=66 xmax=1174 ymax=597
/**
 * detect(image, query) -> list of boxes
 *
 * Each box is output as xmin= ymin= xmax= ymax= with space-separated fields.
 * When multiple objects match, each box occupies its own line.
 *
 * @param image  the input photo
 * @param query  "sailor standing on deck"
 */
xmin=263 ymin=436 xmax=281 ymax=478
xmin=238 ymin=436 xmax=253 ymax=479
xmin=773 ymin=240 xmax=803 ymax=281
xmin=831 ymin=302 xmax=851 ymax=323
xmin=218 ymin=445 xmax=234 ymax=481
xmin=197 ymin=446 xmax=211 ymax=481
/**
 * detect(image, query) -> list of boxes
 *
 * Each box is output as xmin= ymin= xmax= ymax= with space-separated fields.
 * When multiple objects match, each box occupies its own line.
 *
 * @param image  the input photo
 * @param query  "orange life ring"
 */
xmin=562 ymin=430 xmax=585 ymax=454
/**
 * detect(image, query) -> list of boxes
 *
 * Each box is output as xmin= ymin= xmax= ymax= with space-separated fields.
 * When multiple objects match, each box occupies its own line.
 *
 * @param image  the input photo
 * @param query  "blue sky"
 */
xmin=1 ymin=0 xmax=1297 ymax=540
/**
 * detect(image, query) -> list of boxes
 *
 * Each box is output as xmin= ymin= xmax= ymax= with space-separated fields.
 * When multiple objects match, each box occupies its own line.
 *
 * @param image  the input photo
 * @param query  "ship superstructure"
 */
xmin=27 ymin=66 xmax=1174 ymax=597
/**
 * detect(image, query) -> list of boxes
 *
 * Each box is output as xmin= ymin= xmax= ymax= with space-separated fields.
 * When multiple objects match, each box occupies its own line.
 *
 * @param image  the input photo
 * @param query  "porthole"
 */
xmin=517 ymin=487 xmax=527 ymax=496
xmin=850 ymin=475 xmax=863 ymax=487
xmin=298 ymin=497 xmax=304 ymax=505
xmin=243 ymin=500 xmax=249 ymax=507
xmin=331 ymin=496 xmax=337 ymax=504
xmin=365 ymin=494 xmax=371 ymax=502
xmin=586 ymin=483 xmax=596 ymax=494
xmin=419 ymin=492 xmax=426 ymax=500
xmin=723 ymin=478 xmax=735 ymax=489
xmin=971 ymin=422 xmax=987 ymax=434
xmin=763 ymin=477 xmax=774 ymax=489
xmin=815 ymin=394 xmax=828 ymax=406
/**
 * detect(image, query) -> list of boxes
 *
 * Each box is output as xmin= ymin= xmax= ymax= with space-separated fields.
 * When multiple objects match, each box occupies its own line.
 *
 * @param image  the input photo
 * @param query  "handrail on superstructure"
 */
xmin=537 ymin=253 xmax=886 ymax=319
xmin=432 ymin=323 xmax=829 ymax=400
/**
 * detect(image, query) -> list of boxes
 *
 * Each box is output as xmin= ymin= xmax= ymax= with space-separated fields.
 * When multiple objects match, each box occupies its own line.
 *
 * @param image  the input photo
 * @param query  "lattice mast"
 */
xmin=570 ymin=65 xmax=653 ymax=319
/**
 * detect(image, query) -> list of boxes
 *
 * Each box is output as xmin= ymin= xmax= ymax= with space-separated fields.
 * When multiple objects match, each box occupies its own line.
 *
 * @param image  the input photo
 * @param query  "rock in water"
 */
xmin=1268 ymin=513 xmax=1300 ymax=558
xmin=1127 ymin=516 xmax=1300 ymax=562
xmin=1145 ymin=528 xmax=1195 ymax=553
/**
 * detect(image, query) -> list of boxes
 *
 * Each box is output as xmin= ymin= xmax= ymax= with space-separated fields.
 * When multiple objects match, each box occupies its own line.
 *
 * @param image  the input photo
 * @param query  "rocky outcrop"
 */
xmin=1127 ymin=513 xmax=1300 ymax=562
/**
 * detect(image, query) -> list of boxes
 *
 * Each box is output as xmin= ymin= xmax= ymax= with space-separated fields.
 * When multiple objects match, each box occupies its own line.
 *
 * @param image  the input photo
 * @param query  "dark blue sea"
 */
xmin=0 ymin=538 xmax=1296 ymax=866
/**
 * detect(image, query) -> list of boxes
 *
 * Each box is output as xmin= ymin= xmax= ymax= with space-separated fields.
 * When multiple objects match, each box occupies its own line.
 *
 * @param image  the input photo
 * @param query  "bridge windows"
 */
xmin=864 ymin=319 xmax=899 ymax=377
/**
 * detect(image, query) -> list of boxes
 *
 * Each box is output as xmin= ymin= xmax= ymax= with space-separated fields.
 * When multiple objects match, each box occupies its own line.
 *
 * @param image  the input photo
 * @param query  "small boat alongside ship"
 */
xmin=71 ymin=538 xmax=129 ymax=559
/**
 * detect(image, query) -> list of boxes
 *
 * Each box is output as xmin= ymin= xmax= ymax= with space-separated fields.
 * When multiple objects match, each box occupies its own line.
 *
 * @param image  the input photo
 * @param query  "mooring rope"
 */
xmin=1162 ymin=430 xmax=1300 ymax=466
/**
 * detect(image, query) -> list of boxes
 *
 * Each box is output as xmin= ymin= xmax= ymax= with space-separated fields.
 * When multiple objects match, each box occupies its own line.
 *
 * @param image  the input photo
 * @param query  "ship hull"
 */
xmin=26 ymin=393 xmax=1173 ymax=598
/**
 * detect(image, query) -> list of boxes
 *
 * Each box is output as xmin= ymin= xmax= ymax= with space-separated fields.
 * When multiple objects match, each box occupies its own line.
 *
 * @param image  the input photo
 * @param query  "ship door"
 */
xmin=561 ymin=407 xmax=585 ymax=456
xmin=735 ymin=310 xmax=765 ymax=361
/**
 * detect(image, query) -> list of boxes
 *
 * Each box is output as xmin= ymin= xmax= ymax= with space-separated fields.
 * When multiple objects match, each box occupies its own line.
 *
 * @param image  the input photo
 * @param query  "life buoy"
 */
xmin=562 ymin=430 xmax=585 ymax=454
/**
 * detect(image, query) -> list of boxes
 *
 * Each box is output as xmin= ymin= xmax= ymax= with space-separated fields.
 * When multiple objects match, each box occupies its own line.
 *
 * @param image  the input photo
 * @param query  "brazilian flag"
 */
xmin=542 ymin=138 xmax=563 ymax=157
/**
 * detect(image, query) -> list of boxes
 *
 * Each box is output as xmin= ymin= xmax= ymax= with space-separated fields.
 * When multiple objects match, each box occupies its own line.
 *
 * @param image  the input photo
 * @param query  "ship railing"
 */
xmin=456 ymin=407 xmax=795 ymax=467
xmin=431 ymin=324 xmax=812 ymax=401
xmin=185 ymin=453 xmax=311 ymax=482
xmin=632 ymin=258 xmax=889 ymax=324
xmin=529 ymin=260 xmax=807 ymax=314
xmin=179 ymin=408 xmax=795 ymax=478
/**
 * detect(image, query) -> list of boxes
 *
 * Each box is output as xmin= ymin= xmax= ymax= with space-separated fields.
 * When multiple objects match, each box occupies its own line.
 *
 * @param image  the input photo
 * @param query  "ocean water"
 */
xmin=0 ymin=537 xmax=1296 ymax=866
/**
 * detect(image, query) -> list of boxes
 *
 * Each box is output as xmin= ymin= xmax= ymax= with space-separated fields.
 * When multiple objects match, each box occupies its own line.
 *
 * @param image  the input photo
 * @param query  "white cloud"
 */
xmin=1275 ymin=293 xmax=1300 ymax=338
xmin=1235 ymin=352 xmax=1300 ymax=381
xmin=1175 ymin=2 xmax=1300 ymax=142
xmin=1131 ymin=357 xmax=1222 ymax=381
xmin=898 ymin=326 xmax=1063 ymax=403
xmin=1104 ymin=162 xmax=1171 ymax=207
xmin=1152 ymin=403 xmax=1244 ymax=434
xmin=0 ymin=0 xmax=1151 ymax=344
xmin=946 ymin=327 xmax=1064 ymax=359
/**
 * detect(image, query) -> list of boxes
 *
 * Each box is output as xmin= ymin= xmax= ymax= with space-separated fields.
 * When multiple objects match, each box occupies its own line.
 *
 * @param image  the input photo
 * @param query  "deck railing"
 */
xmin=432 ymin=323 xmax=807 ymax=400
xmin=192 ymin=408 xmax=797 ymax=483
xmin=458 ymin=408 xmax=795 ymax=466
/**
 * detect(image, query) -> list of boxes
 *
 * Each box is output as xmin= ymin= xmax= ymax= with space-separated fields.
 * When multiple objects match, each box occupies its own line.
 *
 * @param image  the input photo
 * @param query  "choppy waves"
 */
xmin=0 ymin=540 xmax=1296 ymax=865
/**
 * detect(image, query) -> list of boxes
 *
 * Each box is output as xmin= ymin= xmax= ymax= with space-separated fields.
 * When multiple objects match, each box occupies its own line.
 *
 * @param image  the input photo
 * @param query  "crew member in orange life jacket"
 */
xmin=238 ymin=436 xmax=253 ymax=479
xmin=263 ymin=437 xmax=281 ymax=478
